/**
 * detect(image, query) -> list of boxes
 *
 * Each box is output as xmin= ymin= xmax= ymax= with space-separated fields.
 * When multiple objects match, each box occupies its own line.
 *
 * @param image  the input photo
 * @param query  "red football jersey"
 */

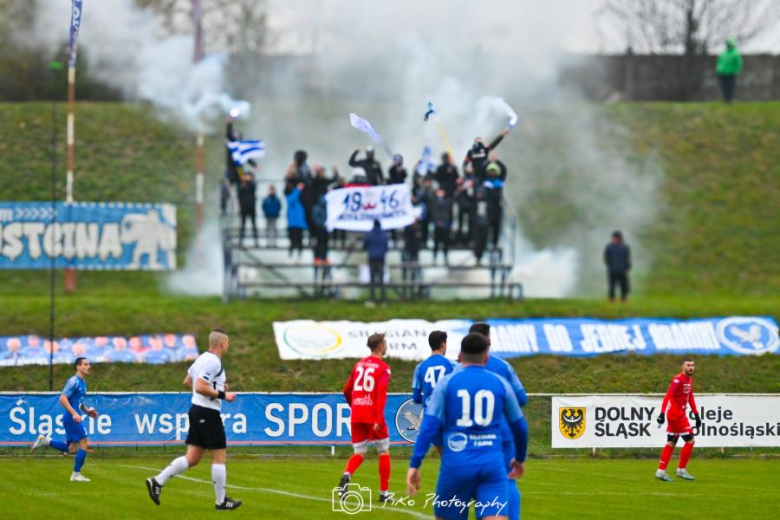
xmin=343 ymin=356 xmax=391 ymax=425
xmin=661 ymin=372 xmax=698 ymax=419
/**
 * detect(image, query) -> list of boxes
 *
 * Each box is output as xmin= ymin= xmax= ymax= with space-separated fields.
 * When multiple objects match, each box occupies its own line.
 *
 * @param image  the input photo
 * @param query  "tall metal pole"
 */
xmin=63 ymin=62 xmax=77 ymax=292
xmin=193 ymin=0 xmax=205 ymax=233
xmin=48 ymin=62 xmax=63 ymax=391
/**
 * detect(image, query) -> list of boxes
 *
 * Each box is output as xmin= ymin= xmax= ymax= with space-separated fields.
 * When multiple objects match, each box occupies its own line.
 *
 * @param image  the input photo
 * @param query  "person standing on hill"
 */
xmin=716 ymin=38 xmax=743 ymax=103
xmin=604 ymin=230 xmax=631 ymax=303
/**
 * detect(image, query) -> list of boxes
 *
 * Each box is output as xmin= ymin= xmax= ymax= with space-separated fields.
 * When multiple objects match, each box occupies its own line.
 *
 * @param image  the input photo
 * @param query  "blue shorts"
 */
xmin=434 ymin=453 xmax=509 ymax=520
xmin=63 ymin=414 xmax=87 ymax=444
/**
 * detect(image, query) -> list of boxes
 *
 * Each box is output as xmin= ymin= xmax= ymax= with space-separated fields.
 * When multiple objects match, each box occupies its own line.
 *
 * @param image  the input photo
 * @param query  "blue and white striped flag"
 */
xmin=68 ymin=0 xmax=84 ymax=68
xmin=227 ymin=140 xmax=265 ymax=165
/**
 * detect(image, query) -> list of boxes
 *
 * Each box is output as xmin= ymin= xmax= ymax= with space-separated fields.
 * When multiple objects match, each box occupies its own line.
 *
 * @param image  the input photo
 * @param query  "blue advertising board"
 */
xmin=0 ymin=393 xmax=423 ymax=447
xmin=0 ymin=202 xmax=176 ymax=270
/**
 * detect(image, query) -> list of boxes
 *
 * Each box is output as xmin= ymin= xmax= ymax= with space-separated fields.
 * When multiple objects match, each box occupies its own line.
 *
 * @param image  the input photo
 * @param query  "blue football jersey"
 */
xmin=485 ymin=356 xmax=527 ymax=407
xmin=410 ymin=365 xmax=527 ymax=468
xmin=412 ymin=355 xmax=457 ymax=408
xmin=61 ymin=375 xmax=87 ymax=411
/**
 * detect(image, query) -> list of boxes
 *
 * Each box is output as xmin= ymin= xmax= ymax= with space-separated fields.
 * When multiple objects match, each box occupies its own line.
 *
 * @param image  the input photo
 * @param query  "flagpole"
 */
xmin=193 ymin=0 xmax=205 ymax=234
xmin=48 ymin=61 xmax=63 ymax=392
xmin=64 ymin=0 xmax=82 ymax=293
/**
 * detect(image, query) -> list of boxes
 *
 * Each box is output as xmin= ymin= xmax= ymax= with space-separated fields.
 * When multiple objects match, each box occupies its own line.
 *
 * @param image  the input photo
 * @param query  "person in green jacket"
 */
xmin=716 ymin=38 xmax=743 ymax=103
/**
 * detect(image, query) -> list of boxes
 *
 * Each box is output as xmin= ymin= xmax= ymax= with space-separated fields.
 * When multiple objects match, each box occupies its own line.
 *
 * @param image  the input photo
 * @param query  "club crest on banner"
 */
xmin=394 ymin=398 xmax=423 ymax=442
xmin=716 ymin=317 xmax=779 ymax=355
xmin=559 ymin=407 xmax=586 ymax=439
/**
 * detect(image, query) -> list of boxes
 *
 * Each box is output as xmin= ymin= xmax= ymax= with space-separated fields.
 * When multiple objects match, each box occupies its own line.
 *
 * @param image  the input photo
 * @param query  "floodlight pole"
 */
xmin=48 ymin=62 xmax=63 ymax=391
xmin=63 ymin=62 xmax=77 ymax=292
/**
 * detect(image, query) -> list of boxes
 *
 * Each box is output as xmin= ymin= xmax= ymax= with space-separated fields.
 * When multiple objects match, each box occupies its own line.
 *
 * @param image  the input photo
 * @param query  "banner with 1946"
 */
xmin=325 ymin=185 xmax=415 ymax=231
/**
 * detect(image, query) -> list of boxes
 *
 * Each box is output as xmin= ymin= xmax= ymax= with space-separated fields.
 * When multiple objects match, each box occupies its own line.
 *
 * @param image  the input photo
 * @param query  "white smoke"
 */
xmin=31 ymin=0 xmax=661 ymax=297
xmin=34 ymin=0 xmax=248 ymax=132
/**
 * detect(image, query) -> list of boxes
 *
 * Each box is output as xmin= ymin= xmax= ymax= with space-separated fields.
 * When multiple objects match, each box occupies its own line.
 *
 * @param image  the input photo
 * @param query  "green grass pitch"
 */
xmin=0 ymin=456 xmax=777 ymax=519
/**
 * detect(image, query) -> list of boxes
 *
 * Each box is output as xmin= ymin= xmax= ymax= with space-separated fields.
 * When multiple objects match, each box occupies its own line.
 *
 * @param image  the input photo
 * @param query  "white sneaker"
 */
xmin=676 ymin=468 xmax=695 ymax=480
xmin=70 ymin=472 xmax=91 ymax=482
xmin=31 ymin=434 xmax=50 ymax=453
xmin=655 ymin=469 xmax=673 ymax=482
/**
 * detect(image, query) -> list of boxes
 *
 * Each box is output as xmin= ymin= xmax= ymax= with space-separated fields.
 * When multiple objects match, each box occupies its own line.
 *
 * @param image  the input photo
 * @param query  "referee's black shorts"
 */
xmin=186 ymin=404 xmax=226 ymax=450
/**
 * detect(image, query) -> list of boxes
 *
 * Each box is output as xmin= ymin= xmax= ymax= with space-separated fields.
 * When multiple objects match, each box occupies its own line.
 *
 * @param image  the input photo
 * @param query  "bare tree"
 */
xmin=600 ymin=0 xmax=779 ymax=100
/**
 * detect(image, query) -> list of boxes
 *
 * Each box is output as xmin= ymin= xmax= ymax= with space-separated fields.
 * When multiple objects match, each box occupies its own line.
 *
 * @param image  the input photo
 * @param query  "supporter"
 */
xmin=388 ymin=154 xmax=408 ymax=185
xmin=286 ymin=182 xmax=308 ymax=262
xmin=435 ymin=152 xmax=459 ymax=197
xmin=429 ymin=188 xmax=454 ymax=265
xmin=604 ymin=230 xmax=631 ymax=303
xmin=472 ymin=187 xmax=490 ymax=265
xmin=484 ymin=163 xmax=505 ymax=250
xmin=412 ymin=146 xmax=436 ymax=191
xmin=364 ymin=219 xmax=389 ymax=307
xmin=455 ymin=176 xmax=475 ymax=245
xmin=463 ymin=129 xmax=509 ymax=182
xmin=346 ymin=167 xmax=371 ymax=188
xmin=262 ymin=185 xmax=282 ymax=247
xmin=349 ymin=147 xmax=383 ymax=186
xmin=238 ymin=171 xmax=259 ymax=247
xmin=417 ymin=177 xmax=435 ymax=245
xmin=402 ymin=219 xmax=424 ymax=298
xmin=311 ymin=194 xmax=330 ymax=266
xmin=312 ymin=164 xmax=339 ymax=198
xmin=285 ymin=150 xmax=312 ymax=192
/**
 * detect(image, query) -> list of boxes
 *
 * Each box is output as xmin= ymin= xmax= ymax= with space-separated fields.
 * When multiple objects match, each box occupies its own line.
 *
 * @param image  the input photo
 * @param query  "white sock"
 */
xmin=156 ymin=456 xmax=189 ymax=485
xmin=212 ymin=463 xmax=226 ymax=504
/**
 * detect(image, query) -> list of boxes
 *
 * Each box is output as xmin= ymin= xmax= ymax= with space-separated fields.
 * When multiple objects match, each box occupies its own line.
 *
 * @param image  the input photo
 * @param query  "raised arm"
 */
xmin=411 ymin=364 xmax=423 ymax=405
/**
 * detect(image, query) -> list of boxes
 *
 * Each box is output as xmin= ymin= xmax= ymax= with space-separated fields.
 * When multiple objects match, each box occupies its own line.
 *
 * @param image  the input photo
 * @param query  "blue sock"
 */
xmin=49 ymin=440 xmax=68 ymax=453
xmin=74 ymin=449 xmax=87 ymax=472
xmin=507 ymin=479 xmax=521 ymax=520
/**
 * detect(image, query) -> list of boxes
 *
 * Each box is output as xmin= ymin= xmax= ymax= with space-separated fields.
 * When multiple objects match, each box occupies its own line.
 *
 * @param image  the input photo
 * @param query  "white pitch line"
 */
xmin=121 ymin=465 xmax=430 ymax=519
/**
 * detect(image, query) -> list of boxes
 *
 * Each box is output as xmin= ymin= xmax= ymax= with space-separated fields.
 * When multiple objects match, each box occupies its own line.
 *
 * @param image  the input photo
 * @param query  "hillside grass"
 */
xmin=1 ymin=296 xmax=777 ymax=393
xmin=0 ymin=102 xmax=778 ymax=394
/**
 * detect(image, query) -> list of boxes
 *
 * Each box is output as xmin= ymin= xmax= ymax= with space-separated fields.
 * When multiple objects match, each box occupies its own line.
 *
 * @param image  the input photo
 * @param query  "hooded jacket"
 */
xmin=716 ymin=39 xmax=743 ymax=76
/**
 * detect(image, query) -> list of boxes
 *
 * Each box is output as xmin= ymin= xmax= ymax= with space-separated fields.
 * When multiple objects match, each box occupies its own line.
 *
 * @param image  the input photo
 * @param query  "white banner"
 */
xmin=272 ymin=319 xmax=473 ymax=361
xmin=552 ymin=395 xmax=780 ymax=448
xmin=325 ymin=184 xmax=415 ymax=231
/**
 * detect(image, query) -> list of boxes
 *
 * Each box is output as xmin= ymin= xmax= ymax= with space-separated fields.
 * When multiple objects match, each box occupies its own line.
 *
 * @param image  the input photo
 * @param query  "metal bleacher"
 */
xmin=220 ymin=176 xmax=524 ymax=301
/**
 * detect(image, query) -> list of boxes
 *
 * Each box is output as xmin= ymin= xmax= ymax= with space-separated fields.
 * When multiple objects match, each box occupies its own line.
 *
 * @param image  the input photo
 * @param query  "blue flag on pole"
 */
xmin=227 ymin=140 xmax=265 ymax=165
xmin=68 ymin=1 xmax=84 ymax=68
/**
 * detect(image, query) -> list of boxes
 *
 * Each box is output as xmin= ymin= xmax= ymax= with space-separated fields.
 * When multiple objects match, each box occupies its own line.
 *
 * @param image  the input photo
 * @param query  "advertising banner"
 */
xmin=0 ymin=334 xmax=199 ymax=368
xmin=272 ymin=317 xmax=779 ymax=361
xmin=325 ymin=184 xmax=415 ymax=231
xmin=0 ymin=202 xmax=176 ymax=270
xmin=552 ymin=395 xmax=780 ymax=448
xmin=0 ymin=393 xmax=424 ymax=447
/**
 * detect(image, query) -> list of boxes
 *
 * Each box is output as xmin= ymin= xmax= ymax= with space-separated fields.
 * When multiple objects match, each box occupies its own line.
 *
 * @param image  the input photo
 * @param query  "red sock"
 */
xmin=378 ymin=454 xmax=391 ymax=492
xmin=679 ymin=443 xmax=694 ymax=469
xmin=658 ymin=444 xmax=674 ymax=470
xmin=344 ymin=454 xmax=364 ymax=476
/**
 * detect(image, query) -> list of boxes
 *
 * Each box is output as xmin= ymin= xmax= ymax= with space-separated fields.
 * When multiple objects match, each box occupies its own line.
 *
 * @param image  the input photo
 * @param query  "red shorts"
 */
xmin=667 ymin=414 xmax=692 ymax=436
xmin=351 ymin=422 xmax=390 ymax=453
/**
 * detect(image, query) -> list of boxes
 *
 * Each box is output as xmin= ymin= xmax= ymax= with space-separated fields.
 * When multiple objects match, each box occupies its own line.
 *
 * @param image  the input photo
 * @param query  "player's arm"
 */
xmin=657 ymin=379 xmax=679 ymax=424
xmin=502 ymin=379 xmax=529 ymax=479
xmin=689 ymin=390 xmax=702 ymax=429
xmin=505 ymin=363 xmax=528 ymax=407
xmin=59 ymin=394 xmax=81 ymax=422
xmin=343 ymin=370 xmax=355 ymax=405
xmin=411 ymin=364 xmax=423 ymax=404
xmin=408 ymin=378 xmax=447 ymax=496
xmin=194 ymin=360 xmax=236 ymax=402
xmin=79 ymin=402 xmax=98 ymax=418
xmin=183 ymin=374 xmax=193 ymax=388
xmin=374 ymin=368 xmax=390 ymax=429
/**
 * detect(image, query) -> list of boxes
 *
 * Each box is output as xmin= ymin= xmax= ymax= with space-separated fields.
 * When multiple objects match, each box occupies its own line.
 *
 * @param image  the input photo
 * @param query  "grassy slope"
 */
xmin=0 ymin=102 xmax=778 ymax=394
xmin=1 ymin=297 xmax=778 ymax=393
xmin=0 ymin=458 xmax=778 ymax=519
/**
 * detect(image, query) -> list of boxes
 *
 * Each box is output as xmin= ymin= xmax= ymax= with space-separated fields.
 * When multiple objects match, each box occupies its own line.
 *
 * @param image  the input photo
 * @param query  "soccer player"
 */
xmin=338 ymin=333 xmax=392 ymax=502
xmin=31 ymin=357 xmax=98 ymax=482
xmin=470 ymin=322 xmax=527 ymax=520
xmin=407 ymin=333 xmax=529 ymax=520
xmin=412 ymin=330 xmax=457 ymax=408
xmin=655 ymin=357 xmax=701 ymax=482
xmin=145 ymin=330 xmax=242 ymax=510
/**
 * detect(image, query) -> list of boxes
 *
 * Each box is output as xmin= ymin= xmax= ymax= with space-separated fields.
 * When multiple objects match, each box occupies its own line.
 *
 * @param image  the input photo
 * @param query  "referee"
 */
xmin=146 ymin=329 xmax=242 ymax=510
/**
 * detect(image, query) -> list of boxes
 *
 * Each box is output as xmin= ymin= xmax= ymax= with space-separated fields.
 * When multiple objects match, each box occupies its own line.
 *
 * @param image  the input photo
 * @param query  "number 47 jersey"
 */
xmin=344 ymin=355 xmax=392 ymax=425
